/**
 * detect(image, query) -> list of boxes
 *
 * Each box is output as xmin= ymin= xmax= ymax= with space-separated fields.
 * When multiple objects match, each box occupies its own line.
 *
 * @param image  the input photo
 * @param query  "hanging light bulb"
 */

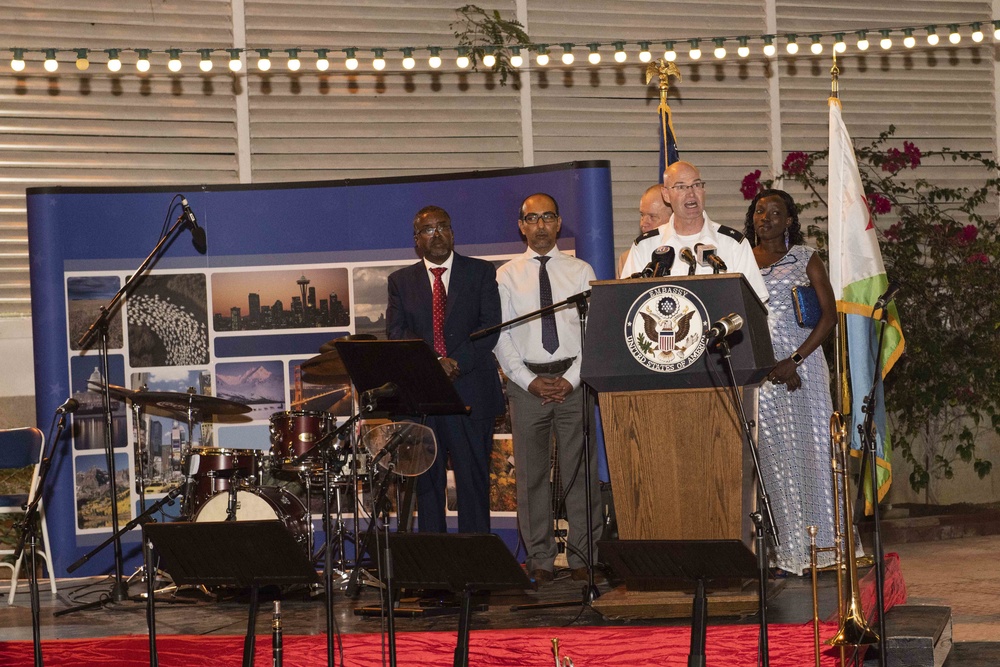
xmin=993 ymin=20 xmax=1000 ymax=40
xmin=638 ymin=41 xmax=651 ymax=63
xmin=43 ymin=48 xmax=59 ymax=72
xmin=663 ymin=41 xmax=677 ymax=62
xmin=856 ymin=30 xmax=870 ymax=51
xmin=903 ymin=29 xmax=916 ymax=49
xmin=833 ymin=33 xmax=847 ymax=53
xmin=74 ymin=48 xmax=90 ymax=71
xmin=199 ymin=48 xmax=214 ymax=72
xmin=713 ymin=38 xmax=726 ymax=59
xmin=11 ymin=47 xmax=26 ymax=72
xmin=762 ymin=35 xmax=776 ymax=57
xmin=971 ymin=22 xmax=984 ymax=43
xmin=948 ymin=24 xmax=961 ymax=44
xmin=560 ymin=43 xmax=575 ymax=65
xmin=688 ymin=39 xmax=701 ymax=60
xmin=286 ymin=48 xmax=301 ymax=71
xmin=315 ymin=48 xmax=330 ymax=72
xmin=106 ymin=48 xmax=122 ymax=72
xmin=166 ymin=48 xmax=182 ymax=72
xmin=228 ymin=49 xmax=242 ymax=72
xmin=926 ymin=26 xmax=939 ymax=45
xmin=256 ymin=48 xmax=271 ymax=72
xmin=737 ymin=37 xmax=750 ymax=58
xmin=809 ymin=35 xmax=823 ymax=55
xmin=482 ymin=46 xmax=497 ymax=68
xmin=344 ymin=48 xmax=358 ymax=71
xmin=509 ymin=46 xmax=523 ymax=68
xmin=400 ymin=47 xmax=415 ymax=70
xmin=879 ymin=30 xmax=893 ymax=50
xmin=372 ymin=48 xmax=386 ymax=71
xmin=136 ymin=48 xmax=151 ymax=73
xmin=613 ymin=41 xmax=626 ymax=63
xmin=786 ymin=35 xmax=798 ymax=55
xmin=428 ymin=47 xmax=442 ymax=69
xmin=535 ymin=45 xmax=549 ymax=66
xmin=456 ymin=46 xmax=471 ymax=69
xmin=587 ymin=43 xmax=601 ymax=65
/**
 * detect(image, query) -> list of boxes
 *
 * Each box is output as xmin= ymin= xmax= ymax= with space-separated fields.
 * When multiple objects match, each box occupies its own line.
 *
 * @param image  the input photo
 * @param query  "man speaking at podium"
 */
xmin=619 ymin=161 xmax=769 ymax=304
xmin=386 ymin=205 xmax=505 ymax=534
xmin=494 ymin=193 xmax=602 ymax=586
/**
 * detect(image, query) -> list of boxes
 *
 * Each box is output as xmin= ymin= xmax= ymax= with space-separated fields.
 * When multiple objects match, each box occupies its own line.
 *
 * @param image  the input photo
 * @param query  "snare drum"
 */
xmin=269 ymin=410 xmax=333 ymax=471
xmin=193 ymin=486 xmax=309 ymax=551
xmin=184 ymin=447 xmax=262 ymax=511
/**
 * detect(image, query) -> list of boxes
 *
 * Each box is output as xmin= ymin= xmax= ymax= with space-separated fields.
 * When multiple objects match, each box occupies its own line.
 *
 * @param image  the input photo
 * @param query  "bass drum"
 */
xmin=193 ymin=486 xmax=310 ymax=552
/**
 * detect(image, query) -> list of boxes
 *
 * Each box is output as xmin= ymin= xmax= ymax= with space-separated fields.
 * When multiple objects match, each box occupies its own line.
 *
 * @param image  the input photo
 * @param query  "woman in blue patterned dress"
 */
xmin=744 ymin=189 xmax=839 ymax=574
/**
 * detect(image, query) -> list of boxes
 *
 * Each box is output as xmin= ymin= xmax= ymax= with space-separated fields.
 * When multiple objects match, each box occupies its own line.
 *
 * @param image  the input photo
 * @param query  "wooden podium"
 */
xmin=582 ymin=274 xmax=776 ymax=618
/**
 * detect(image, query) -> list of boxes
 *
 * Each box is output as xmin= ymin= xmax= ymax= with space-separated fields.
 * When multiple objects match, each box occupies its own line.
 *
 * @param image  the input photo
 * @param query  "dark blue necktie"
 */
xmin=537 ymin=256 xmax=559 ymax=354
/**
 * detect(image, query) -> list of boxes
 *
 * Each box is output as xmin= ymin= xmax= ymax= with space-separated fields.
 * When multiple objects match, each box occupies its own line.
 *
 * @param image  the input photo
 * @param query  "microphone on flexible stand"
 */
xmin=631 ymin=245 xmax=675 ymax=278
xmin=361 ymin=382 xmax=398 ymax=408
xmin=704 ymin=313 xmax=744 ymax=344
xmin=180 ymin=197 xmax=207 ymax=254
xmin=56 ymin=397 xmax=80 ymax=414
xmin=694 ymin=243 xmax=728 ymax=273
xmin=873 ymin=281 xmax=901 ymax=310
xmin=679 ymin=247 xmax=698 ymax=276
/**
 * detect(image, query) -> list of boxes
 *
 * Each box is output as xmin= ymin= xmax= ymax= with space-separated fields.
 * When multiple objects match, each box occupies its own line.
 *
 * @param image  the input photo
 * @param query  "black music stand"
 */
xmin=600 ymin=539 xmax=758 ymax=667
xmin=333 ymin=338 xmax=469 ymax=416
xmin=388 ymin=533 xmax=530 ymax=667
xmin=144 ymin=521 xmax=317 ymax=667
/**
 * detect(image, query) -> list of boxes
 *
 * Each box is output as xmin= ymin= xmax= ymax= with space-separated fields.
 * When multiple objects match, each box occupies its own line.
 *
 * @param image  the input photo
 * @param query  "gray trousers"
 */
xmin=507 ymin=379 xmax=601 ymax=572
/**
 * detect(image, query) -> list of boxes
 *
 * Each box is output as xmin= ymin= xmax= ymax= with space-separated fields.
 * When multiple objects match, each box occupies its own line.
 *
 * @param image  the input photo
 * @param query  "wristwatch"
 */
xmin=791 ymin=351 xmax=804 ymax=366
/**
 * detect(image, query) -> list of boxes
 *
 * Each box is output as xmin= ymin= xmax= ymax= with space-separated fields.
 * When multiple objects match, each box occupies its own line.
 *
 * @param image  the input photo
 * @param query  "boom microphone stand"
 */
xmin=73 ymin=196 xmax=205 ymax=606
xmin=473 ymin=289 xmax=602 ymax=608
xmin=12 ymin=399 xmax=76 ymax=666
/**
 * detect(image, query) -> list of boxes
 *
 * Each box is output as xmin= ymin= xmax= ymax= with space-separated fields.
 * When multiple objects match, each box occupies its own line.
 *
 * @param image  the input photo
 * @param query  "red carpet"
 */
xmin=0 ymin=623 xmax=846 ymax=666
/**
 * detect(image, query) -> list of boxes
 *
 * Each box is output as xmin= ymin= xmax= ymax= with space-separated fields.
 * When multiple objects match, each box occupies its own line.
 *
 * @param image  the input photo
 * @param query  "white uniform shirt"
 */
xmin=494 ymin=247 xmax=596 ymax=392
xmin=619 ymin=212 xmax=770 ymax=303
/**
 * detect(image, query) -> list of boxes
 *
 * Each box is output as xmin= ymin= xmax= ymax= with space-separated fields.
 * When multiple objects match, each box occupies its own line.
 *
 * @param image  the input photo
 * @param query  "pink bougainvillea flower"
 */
xmin=782 ymin=151 xmax=809 ymax=175
xmin=741 ymin=170 xmax=762 ymax=200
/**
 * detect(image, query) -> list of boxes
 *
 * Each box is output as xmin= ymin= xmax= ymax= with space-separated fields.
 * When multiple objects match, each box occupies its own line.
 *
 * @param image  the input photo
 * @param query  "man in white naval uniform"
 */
xmin=619 ymin=161 xmax=769 ymax=304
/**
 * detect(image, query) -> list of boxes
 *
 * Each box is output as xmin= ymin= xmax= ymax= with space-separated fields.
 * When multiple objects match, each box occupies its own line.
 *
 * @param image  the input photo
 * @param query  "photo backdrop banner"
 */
xmin=27 ymin=161 xmax=615 ymax=577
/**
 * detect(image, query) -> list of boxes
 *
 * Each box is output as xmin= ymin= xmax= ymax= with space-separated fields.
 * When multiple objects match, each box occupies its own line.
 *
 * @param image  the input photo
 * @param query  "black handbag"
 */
xmin=791 ymin=285 xmax=821 ymax=328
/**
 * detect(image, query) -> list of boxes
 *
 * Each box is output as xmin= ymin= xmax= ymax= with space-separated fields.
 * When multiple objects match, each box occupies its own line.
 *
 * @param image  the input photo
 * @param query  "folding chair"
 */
xmin=0 ymin=427 xmax=57 ymax=605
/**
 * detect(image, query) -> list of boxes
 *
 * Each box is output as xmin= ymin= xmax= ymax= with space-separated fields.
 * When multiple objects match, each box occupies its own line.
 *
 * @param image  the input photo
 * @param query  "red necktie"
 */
xmin=430 ymin=267 xmax=447 ymax=357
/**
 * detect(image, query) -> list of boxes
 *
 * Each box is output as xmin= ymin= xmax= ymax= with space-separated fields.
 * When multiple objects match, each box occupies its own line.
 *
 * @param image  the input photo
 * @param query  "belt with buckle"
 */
xmin=524 ymin=358 xmax=575 ymax=375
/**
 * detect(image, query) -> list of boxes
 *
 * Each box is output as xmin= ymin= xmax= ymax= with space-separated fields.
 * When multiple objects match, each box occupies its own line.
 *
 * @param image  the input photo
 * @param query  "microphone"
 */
xmin=704 ymin=313 xmax=744 ymax=344
xmin=694 ymin=243 xmax=728 ymax=273
xmin=634 ymin=246 xmax=675 ymax=278
xmin=873 ymin=281 xmax=901 ymax=310
xmin=679 ymin=247 xmax=697 ymax=275
xmin=56 ymin=397 xmax=80 ymax=414
xmin=361 ymin=382 xmax=398 ymax=404
xmin=180 ymin=197 xmax=207 ymax=254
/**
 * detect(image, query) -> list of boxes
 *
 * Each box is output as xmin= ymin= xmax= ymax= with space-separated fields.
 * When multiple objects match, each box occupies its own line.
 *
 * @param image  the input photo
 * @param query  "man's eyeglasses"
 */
xmin=666 ymin=180 xmax=706 ymax=192
xmin=520 ymin=212 xmax=559 ymax=225
xmin=415 ymin=223 xmax=453 ymax=237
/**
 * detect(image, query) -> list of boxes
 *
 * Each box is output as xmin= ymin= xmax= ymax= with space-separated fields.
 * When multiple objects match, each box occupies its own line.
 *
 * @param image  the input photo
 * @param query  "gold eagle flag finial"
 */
xmin=645 ymin=59 xmax=681 ymax=106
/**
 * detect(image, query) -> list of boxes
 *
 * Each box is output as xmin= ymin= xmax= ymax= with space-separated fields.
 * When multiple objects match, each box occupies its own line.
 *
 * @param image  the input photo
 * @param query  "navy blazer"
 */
xmin=386 ymin=253 xmax=505 ymax=420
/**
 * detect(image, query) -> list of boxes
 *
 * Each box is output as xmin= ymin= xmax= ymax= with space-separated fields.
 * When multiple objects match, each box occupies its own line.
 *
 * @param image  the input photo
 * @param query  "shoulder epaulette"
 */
xmin=717 ymin=225 xmax=746 ymax=243
xmin=633 ymin=228 xmax=659 ymax=245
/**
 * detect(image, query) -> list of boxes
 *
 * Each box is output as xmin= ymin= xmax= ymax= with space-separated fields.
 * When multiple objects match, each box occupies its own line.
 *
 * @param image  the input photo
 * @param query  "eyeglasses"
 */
xmin=415 ymin=223 xmax=453 ymax=237
xmin=520 ymin=211 xmax=559 ymax=225
xmin=666 ymin=180 xmax=706 ymax=192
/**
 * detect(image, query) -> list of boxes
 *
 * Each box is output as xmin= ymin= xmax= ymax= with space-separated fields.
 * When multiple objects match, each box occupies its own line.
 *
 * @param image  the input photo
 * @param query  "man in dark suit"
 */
xmin=386 ymin=205 xmax=504 ymax=533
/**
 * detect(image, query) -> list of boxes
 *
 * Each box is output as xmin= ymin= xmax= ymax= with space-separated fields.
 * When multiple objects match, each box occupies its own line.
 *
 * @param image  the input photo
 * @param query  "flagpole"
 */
xmin=830 ymin=52 xmax=847 ymax=416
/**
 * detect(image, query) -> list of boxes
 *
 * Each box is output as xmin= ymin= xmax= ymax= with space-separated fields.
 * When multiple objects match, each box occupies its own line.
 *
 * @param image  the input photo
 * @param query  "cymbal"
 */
xmin=129 ymin=390 xmax=251 ymax=416
xmin=319 ymin=333 xmax=377 ymax=353
xmin=301 ymin=349 xmax=348 ymax=384
xmin=88 ymin=382 xmax=141 ymax=404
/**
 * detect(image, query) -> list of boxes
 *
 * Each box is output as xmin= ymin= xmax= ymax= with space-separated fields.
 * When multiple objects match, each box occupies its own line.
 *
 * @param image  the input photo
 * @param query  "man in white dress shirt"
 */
xmin=494 ymin=193 xmax=602 ymax=587
xmin=619 ymin=161 xmax=769 ymax=303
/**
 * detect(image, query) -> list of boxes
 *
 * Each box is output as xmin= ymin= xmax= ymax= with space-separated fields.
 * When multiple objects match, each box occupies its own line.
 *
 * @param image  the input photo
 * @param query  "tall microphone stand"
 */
xmin=473 ymin=289 xmax=601 ymax=608
xmin=710 ymin=334 xmax=779 ymax=667
xmin=12 ymin=404 xmax=73 ymax=666
xmin=74 ymin=202 xmax=201 ymax=606
xmin=851 ymin=304 xmax=893 ymax=667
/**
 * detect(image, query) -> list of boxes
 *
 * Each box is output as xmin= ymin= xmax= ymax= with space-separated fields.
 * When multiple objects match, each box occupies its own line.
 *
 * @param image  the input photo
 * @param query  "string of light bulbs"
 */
xmin=6 ymin=20 xmax=999 ymax=74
